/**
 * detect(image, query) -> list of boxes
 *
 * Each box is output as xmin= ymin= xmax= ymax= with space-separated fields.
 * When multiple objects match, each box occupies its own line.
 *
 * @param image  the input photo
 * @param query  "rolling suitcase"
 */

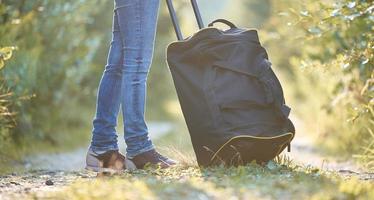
xmin=165 ymin=0 xmax=295 ymax=167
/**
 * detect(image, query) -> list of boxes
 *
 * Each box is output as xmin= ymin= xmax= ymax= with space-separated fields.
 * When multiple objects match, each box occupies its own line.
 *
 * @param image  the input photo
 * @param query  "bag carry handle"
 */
xmin=166 ymin=0 xmax=205 ymax=41
xmin=208 ymin=19 xmax=237 ymax=29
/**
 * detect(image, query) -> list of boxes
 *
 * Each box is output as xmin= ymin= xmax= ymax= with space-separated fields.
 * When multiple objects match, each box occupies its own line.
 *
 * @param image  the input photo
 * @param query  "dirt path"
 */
xmin=0 ymin=119 xmax=372 ymax=199
xmin=288 ymin=117 xmax=373 ymax=180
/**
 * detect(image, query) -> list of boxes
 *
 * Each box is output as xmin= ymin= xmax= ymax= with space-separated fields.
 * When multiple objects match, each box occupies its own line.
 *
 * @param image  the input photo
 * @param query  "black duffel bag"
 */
xmin=166 ymin=0 xmax=295 ymax=167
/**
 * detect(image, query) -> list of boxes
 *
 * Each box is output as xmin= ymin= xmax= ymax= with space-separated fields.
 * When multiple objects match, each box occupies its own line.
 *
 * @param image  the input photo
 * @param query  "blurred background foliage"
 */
xmin=263 ymin=0 xmax=373 ymax=168
xmin=0 ymin=0 xmax=372 ymax=169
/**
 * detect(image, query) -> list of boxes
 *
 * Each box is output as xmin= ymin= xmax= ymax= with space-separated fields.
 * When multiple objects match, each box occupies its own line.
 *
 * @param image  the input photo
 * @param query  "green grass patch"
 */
xmin=29 ymin=164 xmax=374 ymax=200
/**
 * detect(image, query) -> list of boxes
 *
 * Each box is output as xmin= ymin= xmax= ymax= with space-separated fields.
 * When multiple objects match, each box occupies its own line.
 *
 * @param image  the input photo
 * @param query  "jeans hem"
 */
xmin=89 ymin=145 xmax=119 ymax=154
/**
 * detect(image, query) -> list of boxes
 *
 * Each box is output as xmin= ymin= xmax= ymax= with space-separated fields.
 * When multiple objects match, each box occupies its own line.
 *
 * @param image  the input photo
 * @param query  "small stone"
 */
xmin=24 ymin=187 xmax=31 ymax=193
xmin=10 ymin=181 xmax=20 ymax=185
xmin=45 ymin=180 xmax=54 ymax=186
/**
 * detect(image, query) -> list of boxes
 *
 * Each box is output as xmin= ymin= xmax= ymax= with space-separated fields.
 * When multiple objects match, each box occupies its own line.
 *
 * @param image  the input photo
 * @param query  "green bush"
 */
xmin=269 ymin=0 xmax=373 ymax=167
xmin=0 ymin=0 xmax=177 ymax=159
xmin=0 ymin=0 xmax=113 ymax=149
xmin=290 ymin=0 xmax=373 ymax=168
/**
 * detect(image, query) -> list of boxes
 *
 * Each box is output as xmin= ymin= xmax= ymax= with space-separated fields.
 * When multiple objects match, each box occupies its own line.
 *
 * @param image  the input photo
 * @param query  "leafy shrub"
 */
xmin=257 ymin=0 xmax=373 ymax=168
xmin=0 ymin=46 xmax=17 ymax=139
xmin=291 ymin=0 xmax=373 ymax=168
xmin=0 ymin=0 xmax=112 ymax=147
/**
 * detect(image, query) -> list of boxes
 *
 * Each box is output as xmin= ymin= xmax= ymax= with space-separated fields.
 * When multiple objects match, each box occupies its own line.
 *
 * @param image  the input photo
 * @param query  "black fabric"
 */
xmin=166 ymin=21 xmax=295 ymax=167
xmin=129 ymin=149 xmax=170 ymax=169
xmin=210 ymin=135 xmax=292 ymax=166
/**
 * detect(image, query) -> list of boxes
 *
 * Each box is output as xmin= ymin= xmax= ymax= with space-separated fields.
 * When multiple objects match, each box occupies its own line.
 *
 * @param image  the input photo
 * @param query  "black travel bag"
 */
xmin=165 ymin=0 xmax=295 ymax=167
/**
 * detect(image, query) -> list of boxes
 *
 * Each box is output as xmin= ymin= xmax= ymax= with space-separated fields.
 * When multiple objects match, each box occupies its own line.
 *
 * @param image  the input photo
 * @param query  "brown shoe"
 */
xmin=85 ymin=149 xmax=126 ymax=172
xmin=125 ymin=149 xmax=178 ymax=170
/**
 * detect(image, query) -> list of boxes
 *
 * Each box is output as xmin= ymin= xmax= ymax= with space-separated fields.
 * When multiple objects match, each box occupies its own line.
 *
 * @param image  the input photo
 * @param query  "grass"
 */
xmin=17 ymin=119 xmax=374 ymax=200
xmin=29 ymin=162 xmax=374 ymax=200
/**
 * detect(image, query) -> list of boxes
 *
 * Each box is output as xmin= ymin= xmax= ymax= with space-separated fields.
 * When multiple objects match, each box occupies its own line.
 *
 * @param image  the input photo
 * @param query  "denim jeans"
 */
xmin=90 ymin=0 xmax=160 ymax=158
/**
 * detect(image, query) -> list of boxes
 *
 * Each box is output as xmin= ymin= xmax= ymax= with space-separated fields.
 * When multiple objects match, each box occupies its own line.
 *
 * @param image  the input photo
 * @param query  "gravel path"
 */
xmin=0 ymin=170 xmax=95 ymax=200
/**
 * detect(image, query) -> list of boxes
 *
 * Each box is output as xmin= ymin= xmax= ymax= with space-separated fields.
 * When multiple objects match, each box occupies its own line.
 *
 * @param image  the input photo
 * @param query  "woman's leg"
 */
xmin=114 ymin=0 xmax=160 ymax=158
xmin=90 ymin=10 xmax=124 ymax=153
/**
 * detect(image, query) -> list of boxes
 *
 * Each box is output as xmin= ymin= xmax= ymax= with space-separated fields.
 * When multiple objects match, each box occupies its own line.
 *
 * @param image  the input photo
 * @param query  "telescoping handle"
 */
xmin=166 ymin=0 xmax=204 ymax=41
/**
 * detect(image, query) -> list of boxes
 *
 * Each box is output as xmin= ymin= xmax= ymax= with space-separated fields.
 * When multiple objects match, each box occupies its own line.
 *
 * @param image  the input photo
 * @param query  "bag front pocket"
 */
xmin=207 ymin=66 xmax=280 ymax=128
xmin=219 ymin=100 xmax=279 ymax=127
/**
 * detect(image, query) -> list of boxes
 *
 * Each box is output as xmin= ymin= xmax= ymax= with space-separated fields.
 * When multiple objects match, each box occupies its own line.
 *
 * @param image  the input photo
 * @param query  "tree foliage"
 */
xmin=0 ymin=0 xmax=113 ymax=144
xmin=291 ymin=0 xmax=373 ymax=167
xmin=295 ymin=0 xmax=373 ymax=120
xmin=269 ymin=0 xmax=373 ymax=167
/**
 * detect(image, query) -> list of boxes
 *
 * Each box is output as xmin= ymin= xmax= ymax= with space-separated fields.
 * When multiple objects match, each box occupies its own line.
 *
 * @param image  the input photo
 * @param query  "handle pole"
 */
xmin=166 ymin=0 xmax=204 ymax=41
xmin=191 ymin=0 xmax=204 ymax=29
xmin=166 ymin=0 xmax=183 ymax=40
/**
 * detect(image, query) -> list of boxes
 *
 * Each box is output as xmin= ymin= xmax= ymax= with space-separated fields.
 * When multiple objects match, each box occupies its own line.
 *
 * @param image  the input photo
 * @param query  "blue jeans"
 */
xmin=90 ymin=0 xmax=160 ymax=158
